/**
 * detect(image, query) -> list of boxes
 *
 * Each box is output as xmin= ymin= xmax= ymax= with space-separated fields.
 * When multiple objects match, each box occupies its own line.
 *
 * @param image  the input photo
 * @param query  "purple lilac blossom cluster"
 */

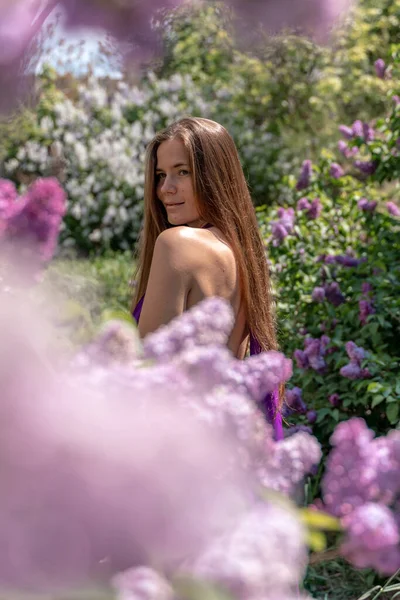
xmin=296 ymin=197 xmax=322 ymax=219
xmin=293 ymin=335 xmax=331 ymax=374
xmin=296 ymin=159 xmax=313 ymax=191
xmin=359 ymin=282 xmax=375 ymax=326
xmin=386 ymin=201 xmax=400 ymax=217
xmin=270 ymin=207 xmax=295 ymax=245
xmin=0 ymin=178 xmax=66 ymax=266
xmin=358 ymin=197 xmax=377 ymax=213
xmin=322 ymin=418 xmax=400 ymax=574
xmin=340 ymin=341 xmax=371 ymax=380
xmin=311 ymin=280 xmax=345 ymax=307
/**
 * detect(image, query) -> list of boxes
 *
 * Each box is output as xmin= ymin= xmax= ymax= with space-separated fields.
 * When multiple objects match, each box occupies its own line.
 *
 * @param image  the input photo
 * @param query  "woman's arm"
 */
xmin=138 ymin=227 xmax=195 ymax=337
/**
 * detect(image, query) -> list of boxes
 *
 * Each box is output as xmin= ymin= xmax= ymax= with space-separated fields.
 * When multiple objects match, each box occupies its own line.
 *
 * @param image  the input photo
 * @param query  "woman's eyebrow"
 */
xmin=155 ymin=162 xmax=188 ymax=172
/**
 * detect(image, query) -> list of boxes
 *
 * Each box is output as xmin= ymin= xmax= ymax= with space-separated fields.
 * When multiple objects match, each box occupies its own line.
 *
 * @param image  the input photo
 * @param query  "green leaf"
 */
xmin=371 ymin=395 xmax=385 ymax=408
xmin=386 ymin=403 xmax=399 ymax=425
xmin=367 ymin=382 xmax=383 ymax=393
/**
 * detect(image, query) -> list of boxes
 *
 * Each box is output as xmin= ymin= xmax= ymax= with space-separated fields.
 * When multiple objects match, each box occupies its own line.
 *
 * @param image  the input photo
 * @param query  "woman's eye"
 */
xmin=179 ymin=169 xmax=190 ymax=176
xmin=157 ymin=173 xmax=166 ymax=180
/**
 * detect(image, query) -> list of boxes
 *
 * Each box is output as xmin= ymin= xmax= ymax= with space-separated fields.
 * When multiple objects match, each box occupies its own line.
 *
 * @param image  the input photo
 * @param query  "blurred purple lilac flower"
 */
xmin=271 ymin=221 xmax=290 ymax=244
xmin=352 ymin=120 xmax=364 ymax=138
xmin=297 ymin=197 xmax=311 ymax=211
xmin=286 ymin=386 xmax=307 ymax=414
xmin=271 ymin=207 xmax=295 ymax=245
xmin=304 ymin=337 xmax=327 ymax=373
xmin=296 ymin=159 xmax=312 ymax=190
xmin=285 ymin=425 xmax=313 ymax=438
xmin=143 ymin=297 xmax=234 ymax=361
xmin=307 ymin=410 xmax=317 ymax=425
xmin=325 ymin=281 xmax=345 ymax=307
xmin=359 ymin=299 xmax=375 ymax=326
xmin=0 ymin=178 xmax=17 ymax=216
xmin=374 ymin=58 xmax=386 ymax=79
xmin=339 ymin=125 xmax=354 ymax=140
xmin=277 ymin=207 xmax=295 ymax=231
xmin=341 ymin=503 xmax=400 ymax=574
xmin=322 ymin=418 xmax=377 ymax=517
xmin=188 ymin=502 xmax=308 ymax=599
xmin=362 ymin=122 xmax=375 ymax=142
xmin=338 ymin=140 xmax=358 ymax=159
xmin=312 ymin=286 xmax=326 ymax=302
xmin=112 ymin=567 xmax=174 ymax=600
xmin=340 ymin=342 xmax=370 ymax=379
xmin=322 ymin=419 xmax=400 ymax=575
xmin=345 ymin=341 xmax=366 ymax=364
xmin=358 ymin=198 xmax=377 ymax=212
xmin=340 ymin=362 xmax=364 ymax=379
xmin=294 ymin=350 xmax=309 ymax=370
xmin=330 ymin=163 xmax=344 ymax=179
xmin=1 ymin=177 xmax=66 ymax=263
xmin=362 ymin=282 xmax=373 ymax=294
xmin=393 ymin=95 xmax=400 ymax=106
xmin=258 ymin=431 xmax=322 ymax=497
xmin=329 ymin=394 xmax=341 ymax=408
xmin=386 ymin=202 xmax=400 ymax=217
xmin=335 ymin=254 xmax=362 ymax=267
xmin=354 ymin=160 xmax=378 ymax=175
xmin=307 ymin=197 xmax=322 ymax=219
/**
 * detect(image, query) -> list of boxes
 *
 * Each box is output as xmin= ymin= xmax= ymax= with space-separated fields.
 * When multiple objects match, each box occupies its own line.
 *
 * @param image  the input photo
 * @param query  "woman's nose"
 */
xmin=160 ymin=175 xmax=177 ymax=194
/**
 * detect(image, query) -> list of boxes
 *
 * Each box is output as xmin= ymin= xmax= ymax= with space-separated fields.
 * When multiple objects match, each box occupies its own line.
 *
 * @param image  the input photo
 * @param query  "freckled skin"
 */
xmin=138 ymin=139 xmax=249 ymax=358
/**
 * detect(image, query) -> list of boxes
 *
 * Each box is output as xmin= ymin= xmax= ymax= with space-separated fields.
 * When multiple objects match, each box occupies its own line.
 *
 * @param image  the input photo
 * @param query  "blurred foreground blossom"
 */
xmin=322 ymin=419 xmax=400 ymax=574
xmin=0 ymin=239 xmax=320 ymax=595
xmin=0 ymin=177 xmax=66 ymax=279
xmin=0 ymin=0 xmax=355 ymax=115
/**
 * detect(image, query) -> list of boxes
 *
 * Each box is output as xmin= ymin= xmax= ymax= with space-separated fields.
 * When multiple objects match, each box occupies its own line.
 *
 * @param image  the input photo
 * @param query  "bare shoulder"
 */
xmin=156 ymin=226 xmax=210 ymax=249
xmin=155 ymin=226 xmax=223 ymax=260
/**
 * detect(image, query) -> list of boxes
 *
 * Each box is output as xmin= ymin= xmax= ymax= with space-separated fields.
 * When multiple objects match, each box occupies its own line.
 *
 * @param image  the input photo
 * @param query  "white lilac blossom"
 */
xmin=4 ymin=74 xmax=215 ymax=250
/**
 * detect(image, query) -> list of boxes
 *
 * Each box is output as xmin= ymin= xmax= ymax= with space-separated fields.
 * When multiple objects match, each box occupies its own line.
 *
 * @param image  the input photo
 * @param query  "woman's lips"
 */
xmin=166 ymin=202 xmax=184 ymax=208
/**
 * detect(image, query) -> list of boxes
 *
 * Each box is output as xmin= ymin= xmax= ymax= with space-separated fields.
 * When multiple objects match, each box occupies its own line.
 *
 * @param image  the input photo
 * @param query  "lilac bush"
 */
xmin=258 ymin=49 xmax=400 ymax=444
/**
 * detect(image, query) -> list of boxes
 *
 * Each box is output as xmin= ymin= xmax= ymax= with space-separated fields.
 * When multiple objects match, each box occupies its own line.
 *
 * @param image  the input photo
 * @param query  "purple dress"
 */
xmin=132 ymin=225 xmax=283 ymax=441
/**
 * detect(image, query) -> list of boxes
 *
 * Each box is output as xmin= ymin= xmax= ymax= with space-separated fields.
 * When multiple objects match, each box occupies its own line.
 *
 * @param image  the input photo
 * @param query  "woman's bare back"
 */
xmin=138 ymin=225 xmax=249 ymax=358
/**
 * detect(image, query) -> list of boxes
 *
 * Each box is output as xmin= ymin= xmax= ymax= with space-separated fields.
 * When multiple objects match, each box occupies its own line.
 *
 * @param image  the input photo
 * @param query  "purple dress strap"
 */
xmin=250 ymin=332 xmax=283 ymax=441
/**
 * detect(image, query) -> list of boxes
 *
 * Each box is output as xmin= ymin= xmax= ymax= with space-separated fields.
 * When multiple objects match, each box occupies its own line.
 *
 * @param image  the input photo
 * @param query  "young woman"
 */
xmin=132 ymin=117 xmax=283 ymax=439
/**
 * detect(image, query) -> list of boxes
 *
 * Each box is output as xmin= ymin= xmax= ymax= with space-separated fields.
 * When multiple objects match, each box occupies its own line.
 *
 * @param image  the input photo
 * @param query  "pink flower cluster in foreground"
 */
xmin=0 ymin=177 xmax=66 ymax=270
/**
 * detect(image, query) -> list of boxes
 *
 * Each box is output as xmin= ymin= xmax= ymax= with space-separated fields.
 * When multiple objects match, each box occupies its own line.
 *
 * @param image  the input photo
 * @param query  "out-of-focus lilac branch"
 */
xmin=0 ymin=0 xmax=355 ymax=115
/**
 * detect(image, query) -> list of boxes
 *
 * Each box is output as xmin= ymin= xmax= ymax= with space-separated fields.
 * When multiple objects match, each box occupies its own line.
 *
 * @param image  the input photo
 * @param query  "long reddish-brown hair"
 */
xmin=132 ymin=117 xmax=279 ymax=359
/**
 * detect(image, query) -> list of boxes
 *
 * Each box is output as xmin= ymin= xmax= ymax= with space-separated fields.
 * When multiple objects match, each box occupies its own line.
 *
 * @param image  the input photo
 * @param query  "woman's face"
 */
xmin=156 ymin=138 xmax=202 ymax=228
